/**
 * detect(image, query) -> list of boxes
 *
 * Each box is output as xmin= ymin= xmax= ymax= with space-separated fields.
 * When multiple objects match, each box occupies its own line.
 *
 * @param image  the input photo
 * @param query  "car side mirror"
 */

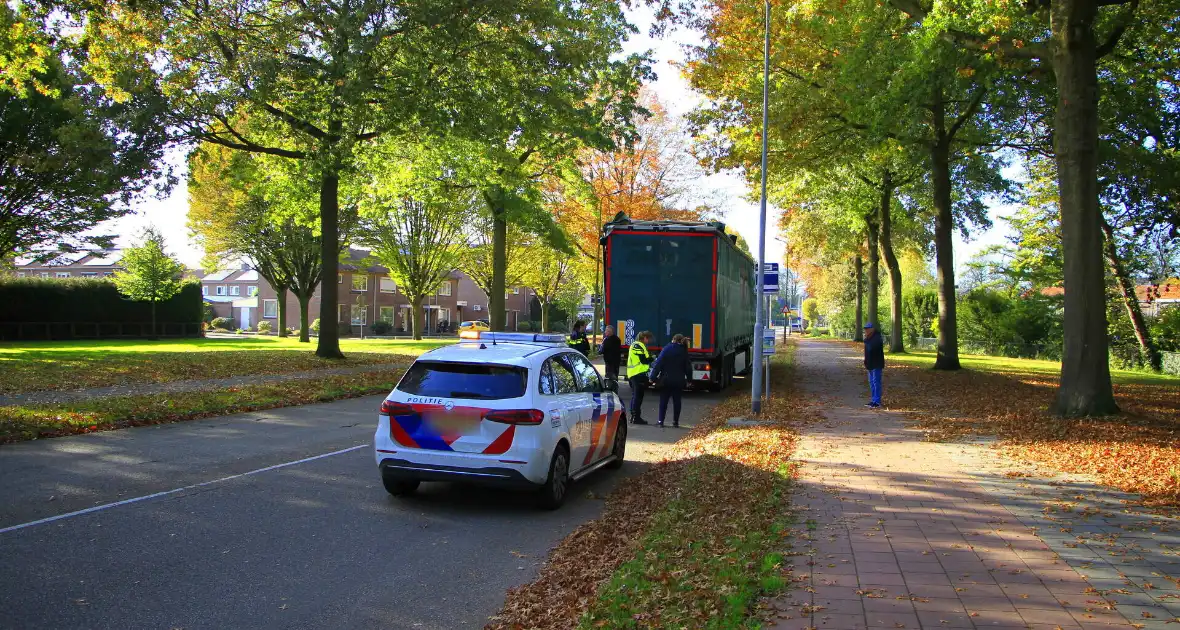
xmin=604 ymin=379 xmax=619 ymax=393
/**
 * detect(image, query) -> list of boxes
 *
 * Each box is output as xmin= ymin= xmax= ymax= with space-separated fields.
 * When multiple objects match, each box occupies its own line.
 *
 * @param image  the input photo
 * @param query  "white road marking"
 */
xmin=0 ymin=444 xmax=369 ymax=536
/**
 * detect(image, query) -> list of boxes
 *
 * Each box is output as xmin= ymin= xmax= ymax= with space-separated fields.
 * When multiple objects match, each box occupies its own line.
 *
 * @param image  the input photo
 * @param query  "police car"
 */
xmin=374 ymin=331 xmax=628 ymax=509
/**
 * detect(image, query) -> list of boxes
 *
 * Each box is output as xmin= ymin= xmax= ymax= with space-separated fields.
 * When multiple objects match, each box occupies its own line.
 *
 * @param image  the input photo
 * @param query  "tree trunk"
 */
xmin=316 ymin=170 xmax=344 ymax=359
xmin=277 ymin=287 xmax=288 ymax=337
xmin=490 ymin=202 xmax=507 ymax=332
xmin=930 ymin=96 xmax=960 ymax=370
xmin=410 ymin=297 xmax=424 ymax=341
xmin=1102 ymin=219 xmax=1161 ymax=371
xmin=297 ymin=292 xmax=310 ymax=343
xmin=854 ymin=255 xmax=864 ymax=342
xmin=1051 ymin=0 xmax=1117 ymax=414
xmin=865 ymin=221 xmax=880 ymax=332
xmin=878 ymin=171 xmax=905 ymax=353
xmin=151 ymin=300 xmax=157 ymax=339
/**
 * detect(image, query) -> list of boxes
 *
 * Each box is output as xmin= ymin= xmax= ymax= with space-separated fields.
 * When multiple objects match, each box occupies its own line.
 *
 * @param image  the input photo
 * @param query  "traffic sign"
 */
xmin=762 ymin=262 xmax=779 ymax=293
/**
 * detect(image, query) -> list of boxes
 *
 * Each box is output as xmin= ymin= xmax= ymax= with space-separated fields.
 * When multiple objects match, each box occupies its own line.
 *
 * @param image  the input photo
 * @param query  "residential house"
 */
xmin=198 ymin=267 xmax=261 ymax=328
xmin=14 ymin=251 xmax=124 ymax=278
xmin=1137 ymin=282 xmax=1180 ymax=317
xmin=456 ymin=275 xmax=534 ymax=330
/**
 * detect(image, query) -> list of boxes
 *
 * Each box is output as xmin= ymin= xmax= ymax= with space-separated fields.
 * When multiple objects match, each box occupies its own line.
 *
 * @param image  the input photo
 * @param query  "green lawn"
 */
xmin=885 ymin=348 xmax=1180 ymax=386
xmin=0 ymin=336 xmax=455 ymax=395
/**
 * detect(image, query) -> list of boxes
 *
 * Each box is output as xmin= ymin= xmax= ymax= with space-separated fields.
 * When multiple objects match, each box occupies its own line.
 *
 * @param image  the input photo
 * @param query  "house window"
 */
xmin=380 ymin=278 xmax=396 ymax=293
xmin=81 ymin=272 xmax=97 ymax=278
xmin=201 ymin=285 xmax=208 ymax=296
xmin=103 ymin=272 xmax=114 ymax=277
xmin=16 ymin=272 xmax=25 ymax=277
xmin=39 ymin=272 xmax=49 ymax=278
xmin=229 ymin=285 xmax=241 ymax=296
xmin=439 ymin=308 xmax=450 ymax=324
xmin=338 ymin=273 xmax=343 ymax=284
xmin=338 ymin=304 xmax=348 ymax=322
xmin=379 ymin=306 xmax=394 ymax=323
xmin=351 ymin=305 xmax=367 ymax=326
xmin=55 ymin=272 xmax=70 ymax=278
xmin=352 ymin=275 xmax=369 ymax=292
xmin=247 ymin=285 xmax=258 ymax=297
xmin=216 ymin=285 xmax=226 ymax=296
xmin=437 ymin=281 xmax=452 ymax=296
xmin=513 ymin=287 xmax=520 ymax=294
xmin=263 ymin=299 xmax=278 ymax=318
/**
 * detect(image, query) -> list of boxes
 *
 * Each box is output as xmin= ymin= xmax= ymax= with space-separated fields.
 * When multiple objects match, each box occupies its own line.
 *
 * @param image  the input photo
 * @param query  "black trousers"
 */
xmin=605 ymin=364 xmax=619 ymax=382
xmin=628 ymin=374 xmax=648 ymax=420
xmin=658 ymin=386 xmax=683 ymax=426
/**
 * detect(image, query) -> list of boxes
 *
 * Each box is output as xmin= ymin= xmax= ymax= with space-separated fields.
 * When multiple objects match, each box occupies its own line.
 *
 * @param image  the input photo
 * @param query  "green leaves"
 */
xmin=113 ymin=228 xmax=184 ymax=304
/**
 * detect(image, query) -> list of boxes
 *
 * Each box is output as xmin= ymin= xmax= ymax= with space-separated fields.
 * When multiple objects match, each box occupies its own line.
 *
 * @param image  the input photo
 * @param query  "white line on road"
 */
xmin=0 ymin=444 xmax=369 ymax=536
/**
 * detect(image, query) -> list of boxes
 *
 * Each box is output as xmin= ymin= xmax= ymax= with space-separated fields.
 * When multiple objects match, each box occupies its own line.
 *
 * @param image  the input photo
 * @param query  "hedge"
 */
xmin=0 ymin=277 xmax=203 ymax=340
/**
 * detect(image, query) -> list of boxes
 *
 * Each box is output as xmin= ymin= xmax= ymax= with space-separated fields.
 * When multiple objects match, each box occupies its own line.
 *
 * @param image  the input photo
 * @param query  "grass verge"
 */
xmin=0 ymin=368 xmax=403 ymax=443
xmin=0 ymin=337 xmax=451 ymax=395
xmin=886 ymin=357 xmax=1180 ymax=507
xmin=488 ymin=343 xmax=807 ymax=630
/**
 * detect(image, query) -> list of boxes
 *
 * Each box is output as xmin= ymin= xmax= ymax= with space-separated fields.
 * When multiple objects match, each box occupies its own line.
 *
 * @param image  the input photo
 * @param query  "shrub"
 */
xmin=903 ymin=288 xmax=939 ymax=344
xmin=310 ymin=318 xmax=321 ymax=334
xmin=210 ymin=317 xmax=234 ymax=330
xmin=0 ymin=277 xmax=203 ymax=340
xmin=802 ymin=298 xmax=820 ymax=329
xmin=370 ymin=320 xmax=393 ymax=335
xmin=256 ymin=320 xmax=273 ymax=334
xmin=517 ymin=321 xmax=532 ymax=332
xmin=1151 ymin=307 xmax=1180 ymax=352
xmin=549 ymin=320 xmax=568 ymax=333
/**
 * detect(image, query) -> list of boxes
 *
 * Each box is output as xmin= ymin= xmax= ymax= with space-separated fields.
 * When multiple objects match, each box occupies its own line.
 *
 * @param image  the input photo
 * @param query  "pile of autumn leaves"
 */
xmin=888 ymin=364 xmax=1180 ymax=508
xmin=487 ymin=349 xmax=809 ymax=630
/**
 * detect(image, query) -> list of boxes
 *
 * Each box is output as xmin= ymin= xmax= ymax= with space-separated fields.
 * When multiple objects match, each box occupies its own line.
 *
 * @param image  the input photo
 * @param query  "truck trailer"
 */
xmin=602 ymin=217 xmax=756 ymax=390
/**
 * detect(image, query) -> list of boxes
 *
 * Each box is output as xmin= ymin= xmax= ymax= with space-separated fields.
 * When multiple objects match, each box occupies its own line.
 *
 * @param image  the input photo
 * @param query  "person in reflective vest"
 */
xmin=568 ymin=320 xmax=591 ymax=356
xmin=626 ymin=331 xmax=655 ymax=425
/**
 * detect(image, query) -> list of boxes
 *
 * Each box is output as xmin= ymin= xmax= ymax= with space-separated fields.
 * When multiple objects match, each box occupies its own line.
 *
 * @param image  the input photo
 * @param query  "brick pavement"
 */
xmin=768 ymin=340 xmax=1179 ymax=629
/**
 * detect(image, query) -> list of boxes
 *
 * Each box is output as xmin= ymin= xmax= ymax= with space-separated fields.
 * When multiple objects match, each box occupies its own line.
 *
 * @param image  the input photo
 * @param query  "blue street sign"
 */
xmin=762 ymin=262 xmax=779 ymax=293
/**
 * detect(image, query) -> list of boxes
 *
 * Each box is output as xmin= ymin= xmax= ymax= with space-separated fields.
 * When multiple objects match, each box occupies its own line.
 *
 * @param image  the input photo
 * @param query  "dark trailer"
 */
xmin=602 ymin=217 xmax=756 ymax=390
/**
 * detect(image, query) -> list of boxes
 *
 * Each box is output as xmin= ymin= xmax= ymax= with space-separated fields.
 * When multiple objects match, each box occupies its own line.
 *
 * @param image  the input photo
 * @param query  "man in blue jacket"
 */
xmin=863 ymin=322 xmax=885 ymax=408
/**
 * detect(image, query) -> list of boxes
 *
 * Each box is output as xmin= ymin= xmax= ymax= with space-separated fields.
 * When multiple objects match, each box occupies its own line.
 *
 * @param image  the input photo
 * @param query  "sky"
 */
xmin=97 ymin=4 xmax=1013 ymax=278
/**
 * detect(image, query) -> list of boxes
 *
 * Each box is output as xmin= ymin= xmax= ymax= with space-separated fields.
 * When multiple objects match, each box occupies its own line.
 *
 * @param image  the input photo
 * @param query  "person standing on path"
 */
xmin=626 ymin=331 xmax=655 ymax=425
xmin=651 ymin=334 xmax=692 ymax=428
xmin=599 ymin=325 xmax=622 ymax=385
xmin=863 ymin=322 xmax=885 ymax=408
xmin=568 ymin=320 xmax=591 ymax=356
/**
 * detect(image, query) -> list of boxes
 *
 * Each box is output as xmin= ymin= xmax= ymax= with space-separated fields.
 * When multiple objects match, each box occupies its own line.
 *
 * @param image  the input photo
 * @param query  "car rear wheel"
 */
xmin=382 ymin=474 xmax=420 ymax=497
xmin=606 ymin=420 xmax=626 ymax=469
xmin=537 ymin=445 xmax=570 ymax=510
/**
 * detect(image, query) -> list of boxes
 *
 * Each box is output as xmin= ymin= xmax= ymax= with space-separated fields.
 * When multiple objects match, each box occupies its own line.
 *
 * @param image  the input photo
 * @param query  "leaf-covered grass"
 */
xmin=887 ymin=358 xmax=1180 ymax=508
xmin=0 ymin=368 xmax=403 ymax=443
xmin=885 ymin=347 xmax=1180 ymax=386
xmin=489 ymin=344 xmax=807 ymax=630
xmin=0 ymin=336 xmax=452 ymax=395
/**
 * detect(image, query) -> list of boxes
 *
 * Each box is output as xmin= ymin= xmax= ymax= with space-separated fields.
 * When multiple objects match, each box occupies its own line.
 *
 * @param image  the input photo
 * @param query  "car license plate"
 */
xmin=425 ymin=410 xmax=480 ymax=435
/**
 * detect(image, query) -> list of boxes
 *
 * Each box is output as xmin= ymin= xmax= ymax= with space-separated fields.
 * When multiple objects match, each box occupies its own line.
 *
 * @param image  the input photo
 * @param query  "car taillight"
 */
xmin=380 ymin=400 xmax=415 ymax=416
xmin=483 ymin=409 xmax=545 ymax=425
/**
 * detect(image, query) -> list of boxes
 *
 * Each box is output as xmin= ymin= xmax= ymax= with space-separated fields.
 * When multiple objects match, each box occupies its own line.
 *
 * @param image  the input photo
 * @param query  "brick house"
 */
xmin=238 ymin=249 xmax=534 ymax=335
xmin=198 ymin=267 xmax=261 ymax=328
xmin=14 ymin=251 xmax=124 ymax=279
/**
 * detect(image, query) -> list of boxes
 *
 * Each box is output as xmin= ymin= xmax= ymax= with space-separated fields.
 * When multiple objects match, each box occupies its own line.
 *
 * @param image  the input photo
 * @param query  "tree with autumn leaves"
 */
xmin=661 ymin=0 xmax=1179 ymax=416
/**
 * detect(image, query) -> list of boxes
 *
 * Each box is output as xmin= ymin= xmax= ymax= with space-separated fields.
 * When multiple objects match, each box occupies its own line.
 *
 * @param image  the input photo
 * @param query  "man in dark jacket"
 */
xmin=863 ymin=322 xmax=885 ymax=408
xmin=599 ymin=325 xmax=622 ymax=383
xmin=651 ymin=334 xmax=693 ymax=428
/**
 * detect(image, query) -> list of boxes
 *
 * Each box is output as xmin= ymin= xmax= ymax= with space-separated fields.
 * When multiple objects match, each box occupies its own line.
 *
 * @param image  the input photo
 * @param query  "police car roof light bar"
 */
xmin=459 ymin=331 xmax=566 ymax=345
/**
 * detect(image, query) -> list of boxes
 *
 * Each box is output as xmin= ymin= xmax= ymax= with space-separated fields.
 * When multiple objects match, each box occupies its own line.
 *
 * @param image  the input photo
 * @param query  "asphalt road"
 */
xmin=0 ymin=379 xmax=730 ymax=630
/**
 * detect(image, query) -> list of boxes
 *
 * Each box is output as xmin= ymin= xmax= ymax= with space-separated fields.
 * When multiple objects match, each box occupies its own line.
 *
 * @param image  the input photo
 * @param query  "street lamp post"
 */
xmin=751 ymin=0 xmax=771 ymax=414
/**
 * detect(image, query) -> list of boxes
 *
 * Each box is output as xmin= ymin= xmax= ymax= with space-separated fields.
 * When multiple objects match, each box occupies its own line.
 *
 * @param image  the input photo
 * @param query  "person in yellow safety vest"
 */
xmin=568 ymin=320 xmax=591 ymax=356
xmin=626 ymin=331 xmax=655 ymax=425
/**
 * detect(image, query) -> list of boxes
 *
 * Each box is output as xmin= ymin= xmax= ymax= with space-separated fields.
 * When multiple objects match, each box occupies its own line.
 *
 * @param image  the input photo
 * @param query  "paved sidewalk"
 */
xmin=770 ymin=340 xmax=1179 ymax=629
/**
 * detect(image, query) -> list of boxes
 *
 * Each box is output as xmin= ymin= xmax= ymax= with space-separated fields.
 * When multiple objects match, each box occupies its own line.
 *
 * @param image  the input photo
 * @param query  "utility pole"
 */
xmin=751 ymin=0 xmax=771 ymax=414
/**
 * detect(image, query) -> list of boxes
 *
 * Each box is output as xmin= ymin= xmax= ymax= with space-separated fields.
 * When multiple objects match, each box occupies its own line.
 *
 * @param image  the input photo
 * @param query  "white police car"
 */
xmin=374 ymin=332 xmax=627 ymax=509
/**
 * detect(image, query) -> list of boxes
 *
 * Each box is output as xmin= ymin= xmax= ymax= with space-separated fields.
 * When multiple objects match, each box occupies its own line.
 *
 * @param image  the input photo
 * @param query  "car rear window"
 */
xmin=396 ymin=361 xmax=527 ymax=400
xmin=460 ymin=321 xmax=474 ymax=327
